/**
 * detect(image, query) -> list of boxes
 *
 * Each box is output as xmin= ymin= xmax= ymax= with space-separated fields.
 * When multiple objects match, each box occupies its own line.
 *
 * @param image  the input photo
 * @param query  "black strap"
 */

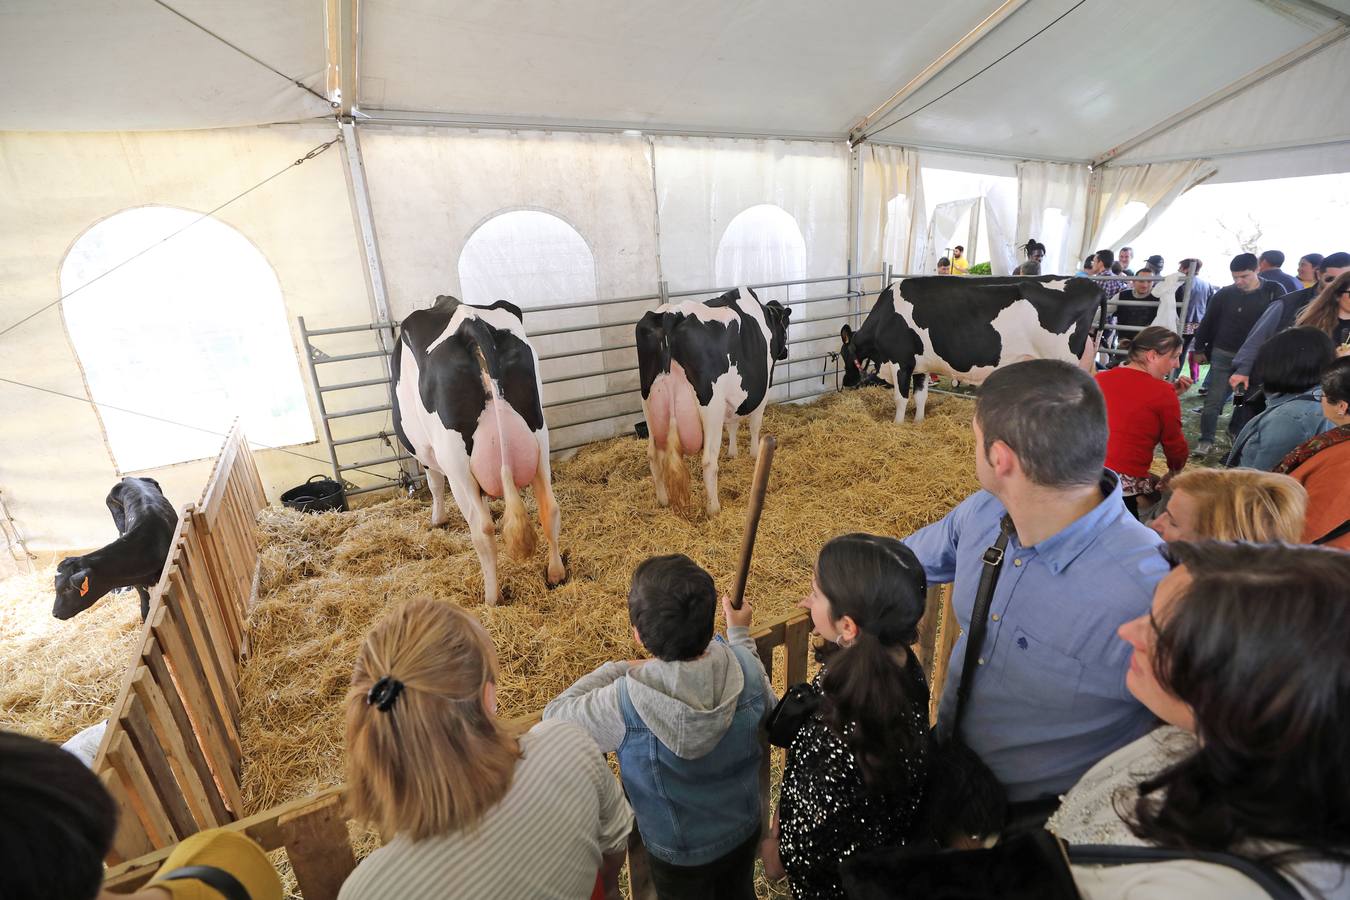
xmin=1313 ymin=519 xmax=1350 ymax=546
xmin=1068 ymin=844 xmax=1304 ymax=900
xmin=158 ymin=865 xmax=253 ymax=900
xmin=943 ymin=514 xmax=1014 ymax=741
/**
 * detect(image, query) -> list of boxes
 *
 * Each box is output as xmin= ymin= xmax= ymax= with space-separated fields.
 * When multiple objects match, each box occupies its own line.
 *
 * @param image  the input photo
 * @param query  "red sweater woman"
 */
xmin=1096 ymin=327 xmax=1191 ymax=517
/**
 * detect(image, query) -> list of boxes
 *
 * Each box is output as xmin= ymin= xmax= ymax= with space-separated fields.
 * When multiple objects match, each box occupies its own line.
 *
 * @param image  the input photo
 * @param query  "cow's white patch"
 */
xmin=1043 ymin=279 xmax=1069 ymax=292
xmin=893 ymin=296 xmax=1078 ymax=386
xmin=425 ymin=302 xmax=530 ymax=356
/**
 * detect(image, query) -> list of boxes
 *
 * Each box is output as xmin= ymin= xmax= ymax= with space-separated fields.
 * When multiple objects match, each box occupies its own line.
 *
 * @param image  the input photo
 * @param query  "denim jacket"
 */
xmin=615 ymin=640 xmax=768 ymax=866
xmin=1227 ymin=389 xmax=1333 ymax=472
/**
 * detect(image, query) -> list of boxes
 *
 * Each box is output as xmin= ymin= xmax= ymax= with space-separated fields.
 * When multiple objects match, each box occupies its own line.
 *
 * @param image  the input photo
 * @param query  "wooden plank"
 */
xmin=278 ymin=795 xmax=358 ymax=900
xmin=123 ymin=691 xmax=197 ymax=840
xmin=916 ymin=584 xmax=945 ymax=674
xmin=784 ymin=614 xmax=811 ymax=686
xmin=166 ymin=563 xmax=240 ymax=729
xmin=186 ymin=519 xmax=244 ymax=658
xmin=152 ymin=603 xmax=244 ymax=808
xmin=103 ymin=786 xmax=348 ymax=891
xmin=132 ymin=666 xmax=220 ymax=830
xmin=929 ymin=585 xmax=958 ymax=725
xmin=176 ymin=546 xmax=241 ymax=685
xmin=102 ymin=767 xmax=156 ymax=864
xmin=146 ymin=641 xmax=231 ymax=825
xmin=201 ymin=429 xmax=240 ymax=527
xmin=107 ymin=730 xmax=177 ymax=848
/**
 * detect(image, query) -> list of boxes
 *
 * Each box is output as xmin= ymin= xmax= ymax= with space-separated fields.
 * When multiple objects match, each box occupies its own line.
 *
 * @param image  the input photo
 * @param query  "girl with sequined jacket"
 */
xmin=760 ymin=534 xmax=933 ymax=900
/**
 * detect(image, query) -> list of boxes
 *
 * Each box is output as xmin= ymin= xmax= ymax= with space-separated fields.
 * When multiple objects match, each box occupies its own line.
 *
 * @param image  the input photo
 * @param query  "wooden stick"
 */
xmin=730 ymin=435 xmax=777 ymax=610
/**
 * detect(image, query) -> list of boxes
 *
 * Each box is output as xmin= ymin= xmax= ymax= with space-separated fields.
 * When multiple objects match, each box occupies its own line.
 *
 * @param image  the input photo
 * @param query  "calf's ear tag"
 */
xmin=80 ymin=576 xmax=90 ymax=596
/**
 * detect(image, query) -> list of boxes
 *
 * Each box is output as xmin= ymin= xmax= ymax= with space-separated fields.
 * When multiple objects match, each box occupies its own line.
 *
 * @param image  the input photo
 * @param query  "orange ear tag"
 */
xmin=80 ymin=576 xmax=90 ymax=596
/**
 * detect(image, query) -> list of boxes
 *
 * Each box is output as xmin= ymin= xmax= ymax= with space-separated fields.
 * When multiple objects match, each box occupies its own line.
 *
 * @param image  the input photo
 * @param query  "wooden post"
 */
xmin=730 ymin=436 xmax=777 ymax=610
xmin=278 ymin=795 xmax=357 ymax=900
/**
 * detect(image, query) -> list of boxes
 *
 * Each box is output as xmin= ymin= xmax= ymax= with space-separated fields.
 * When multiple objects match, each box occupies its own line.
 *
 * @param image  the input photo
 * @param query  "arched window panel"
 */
xmin=61 ymin=207 xmax=314 ymax=472
xmin=714 ymin=204 xmax=807 ymax=305
xmin=458 ymin=210 xmax=605 ymax=415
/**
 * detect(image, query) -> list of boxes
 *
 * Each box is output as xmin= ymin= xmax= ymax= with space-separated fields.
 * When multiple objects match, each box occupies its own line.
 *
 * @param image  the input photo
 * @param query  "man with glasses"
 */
xmin=1230 ymin=251 xmax=1350 ymax=393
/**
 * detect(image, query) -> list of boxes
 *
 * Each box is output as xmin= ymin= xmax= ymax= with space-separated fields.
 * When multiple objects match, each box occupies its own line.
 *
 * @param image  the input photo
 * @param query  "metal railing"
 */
xmin=297 ymin=267 xmax=1195 ymax=494
xmin=296 ymin=271 xmax=887 ymax=494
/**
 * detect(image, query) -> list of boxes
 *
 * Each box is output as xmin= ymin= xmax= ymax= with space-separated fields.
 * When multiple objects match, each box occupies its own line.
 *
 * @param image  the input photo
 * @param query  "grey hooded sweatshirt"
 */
xmin=543 ymin=626 xmax=773 ymax=758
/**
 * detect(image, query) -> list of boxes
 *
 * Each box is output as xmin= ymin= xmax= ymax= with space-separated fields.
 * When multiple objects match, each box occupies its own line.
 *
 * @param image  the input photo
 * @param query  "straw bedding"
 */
xmin=0 ymin=562 xmax=143 ymax=742
xmin=241 ymin=387 xmax=980 ymax=818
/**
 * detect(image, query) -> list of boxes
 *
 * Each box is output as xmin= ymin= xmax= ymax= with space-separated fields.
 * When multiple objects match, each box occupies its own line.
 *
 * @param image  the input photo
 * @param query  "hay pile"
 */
xmin=240 ymin=388 xmax=979 ymax=817
xmin=0 ymin=561 xmax=143 ymax=742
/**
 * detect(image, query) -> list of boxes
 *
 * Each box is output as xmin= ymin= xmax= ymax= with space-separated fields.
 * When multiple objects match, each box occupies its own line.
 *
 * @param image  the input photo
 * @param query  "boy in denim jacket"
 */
xmin=544 ymin=554 xmax=772 ymax=900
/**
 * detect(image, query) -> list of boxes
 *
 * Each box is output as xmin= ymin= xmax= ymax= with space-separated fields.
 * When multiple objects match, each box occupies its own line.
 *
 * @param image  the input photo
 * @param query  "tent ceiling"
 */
xmin=1 ymin=0 xmax=1346 ymax=167
xmin=0 ymin=0 xmax=331 ymax=131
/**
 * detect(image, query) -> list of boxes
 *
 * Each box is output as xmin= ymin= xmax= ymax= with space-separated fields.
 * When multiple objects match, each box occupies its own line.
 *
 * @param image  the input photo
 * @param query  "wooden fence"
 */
xmin=93 ymin=423 xmax=267 ymax=863
xmin=102 ymin=585 xmax=959 ymax=898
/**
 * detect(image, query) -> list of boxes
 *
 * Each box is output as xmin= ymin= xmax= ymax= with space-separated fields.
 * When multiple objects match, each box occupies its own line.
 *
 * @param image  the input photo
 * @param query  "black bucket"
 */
xmin=281 ymin=475 xmax=348 ymax=513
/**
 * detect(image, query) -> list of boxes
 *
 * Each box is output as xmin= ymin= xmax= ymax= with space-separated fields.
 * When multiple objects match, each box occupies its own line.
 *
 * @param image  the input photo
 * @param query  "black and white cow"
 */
xmin=392 ymin=295 xmax=564 ymax=606
xmin=53 ymin=477 xmax=178 ymax=621
xmin=840 ymin=276 xmax=1108 ymax=422
xmin=635 ymin=287 xmax=791 ymax=516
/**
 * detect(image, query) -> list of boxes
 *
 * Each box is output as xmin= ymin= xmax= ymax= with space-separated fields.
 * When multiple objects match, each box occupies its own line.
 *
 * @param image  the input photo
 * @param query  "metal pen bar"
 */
xmin=330 ymin=431 xmax=395 ymax=447
xmin=299 ymin=316 xmax=344 ymax=482
xmin=346 ymin=476 xmax=425 ymax=498
xmin=304 ymin=321 xmax=399 ymax=337
xmin=532 ymin=317 xmax=646 ymax=339
xmin=319 ymin=376 xmax=392 ymax=393
xmin=542 ymin=362 xmax=639 ymax=385
xmin=538 ymin=341 xmax=636 ymax=362
xmin=1111 ymin=299 xmax=1182 ymax=308
xmin=314 ymin=349 xmax=389 ymax=365
xmin=522 ymin=292 xmax=662 ymax=314
xmin=339 ymin=454 xmax=414 ymax=471
xmin=543 ymin=384 xmax=640 ymax=409
xmin=547 ymin=405 xmax=645 ymax=431
xmin=325 ymin=403 xmax=393 ymax=419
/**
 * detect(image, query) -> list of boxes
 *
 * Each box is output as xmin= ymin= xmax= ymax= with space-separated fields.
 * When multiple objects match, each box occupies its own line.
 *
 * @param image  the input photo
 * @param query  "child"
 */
xmin=544 ymin=554 xmax=772 ymax=900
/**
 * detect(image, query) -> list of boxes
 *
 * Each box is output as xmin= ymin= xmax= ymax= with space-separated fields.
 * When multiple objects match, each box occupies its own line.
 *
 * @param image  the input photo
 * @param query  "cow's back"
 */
xmin=890 ymin=276 xmax=1103 ymax=380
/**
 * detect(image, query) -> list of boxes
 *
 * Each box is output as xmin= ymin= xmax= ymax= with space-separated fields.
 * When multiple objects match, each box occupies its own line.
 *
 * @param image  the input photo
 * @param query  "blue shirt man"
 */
xmin=902 ymin=359 xmax=1166 ymax=804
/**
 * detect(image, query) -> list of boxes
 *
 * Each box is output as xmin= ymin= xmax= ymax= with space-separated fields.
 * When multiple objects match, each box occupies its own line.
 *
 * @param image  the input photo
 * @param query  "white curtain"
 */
xmin=928 ymin=198 xmax=979 ymax=271
xmin=982 ymin=181 xmax=1018 ymax=275
xmin=653 ymin=137 xmax=848 ymax=400
xmin=861 ymin=144 xmax=926 ymax=276
xmin=1016 ymin=161 xmax=1090 ymax=276
xmin=1085 ymin=159 xmax=1218 ymax=254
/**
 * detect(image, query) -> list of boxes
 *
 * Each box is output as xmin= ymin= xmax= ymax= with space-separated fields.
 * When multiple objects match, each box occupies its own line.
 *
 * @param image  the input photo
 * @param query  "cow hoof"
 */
xmin=430 ymin=515 xmax=450 ymax=528
xmin=706 ymin=502 xmax=722 ymax=518
xmin=546 ymin=560 xmax=568 ymax=588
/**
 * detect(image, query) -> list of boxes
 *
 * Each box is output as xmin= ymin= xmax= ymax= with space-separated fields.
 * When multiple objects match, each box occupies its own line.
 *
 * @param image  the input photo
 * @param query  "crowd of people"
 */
xmin=7 ymin=348 xmax=1349 ymax=900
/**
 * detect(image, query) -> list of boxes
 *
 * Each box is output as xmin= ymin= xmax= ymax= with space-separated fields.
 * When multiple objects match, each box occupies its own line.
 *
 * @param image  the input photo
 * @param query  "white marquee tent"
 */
xmin=2 ymin=0 xmax=1348 ymax=554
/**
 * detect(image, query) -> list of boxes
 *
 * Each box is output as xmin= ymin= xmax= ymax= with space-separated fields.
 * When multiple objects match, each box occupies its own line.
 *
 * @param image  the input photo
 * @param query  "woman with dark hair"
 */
xmin=760 ymin=534 xmax=931 ymax=899
xmin=1227 ymin=327 xmax=1335 ymax=471
xmin=1050 ymin=541 xmax=1350 ymax=897
xmin=1276 ymin=356 xmax=1350 ymax=548
xmin=1095 ymin=326 xmax=1190 ymax=517
xmin=1295 ymin=269 xmax=1350 ymax=354
xmin=1298 ymin=253 xmax=1325 ymax=288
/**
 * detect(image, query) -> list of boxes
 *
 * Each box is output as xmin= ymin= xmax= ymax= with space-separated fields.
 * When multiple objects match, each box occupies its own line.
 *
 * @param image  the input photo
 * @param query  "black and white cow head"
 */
xmin=839 ymin=323 xmax=866 ymax=388
xmin=764 ymin=300 xmax=792 ymax=361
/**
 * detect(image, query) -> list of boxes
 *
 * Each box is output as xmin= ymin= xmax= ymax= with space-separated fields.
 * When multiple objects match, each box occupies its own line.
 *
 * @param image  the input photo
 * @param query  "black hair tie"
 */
xmin=367 ymin=675 xmax=404 ymax=712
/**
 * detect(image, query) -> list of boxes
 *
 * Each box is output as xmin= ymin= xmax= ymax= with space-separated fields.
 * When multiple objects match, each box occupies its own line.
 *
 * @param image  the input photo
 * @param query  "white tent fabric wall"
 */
xmin=928 ymin=199 xmax=981 ymax=274
xmin=652 ymin=137 xmax=850 ymax=402
xmin=982 ymin=186 xmax=1019 ymax=276
xmin=1086 ymin=159 xmax=1218 ymax=256
xmin=357 ymin=128 xmax=662 ymax=449
xmin=1016 ymin=160 xmax=1090 ymax=275
xmin=0 ymin=124 xmax=371 ymax=551
xmin=861 ymin=144 xmax=928 ymax=277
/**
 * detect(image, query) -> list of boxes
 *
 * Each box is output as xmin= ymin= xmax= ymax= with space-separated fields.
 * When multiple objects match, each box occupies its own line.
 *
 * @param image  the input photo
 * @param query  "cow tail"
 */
xmin=658 ymin=312 xmax=690 ymax=513
xmin=469 ymin=338 xmax=536 ymax=562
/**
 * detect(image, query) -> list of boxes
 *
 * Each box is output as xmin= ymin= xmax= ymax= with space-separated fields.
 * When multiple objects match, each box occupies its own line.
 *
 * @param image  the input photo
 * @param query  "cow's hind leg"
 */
xmin=641 ymin=399 xmax=670 ymax=507
xmin=725 ymin=419 xmax=740 ymax=458
xmin=892 ymin=366 xmax=913 ymax=424
xmin=700 ymin=403 xmax=728 ymax=517
xmin=912 ymin=374 xmax=929 ymax=423
xmin=446 ymin=472 xmax=501 ymax=606
xmin=136 ymin=587 xmax=151 ymax=621
xmin=427 ymin=467 xmax=451 ymax=527
xmin=532 ymin=454 xmax=566 ymax=587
